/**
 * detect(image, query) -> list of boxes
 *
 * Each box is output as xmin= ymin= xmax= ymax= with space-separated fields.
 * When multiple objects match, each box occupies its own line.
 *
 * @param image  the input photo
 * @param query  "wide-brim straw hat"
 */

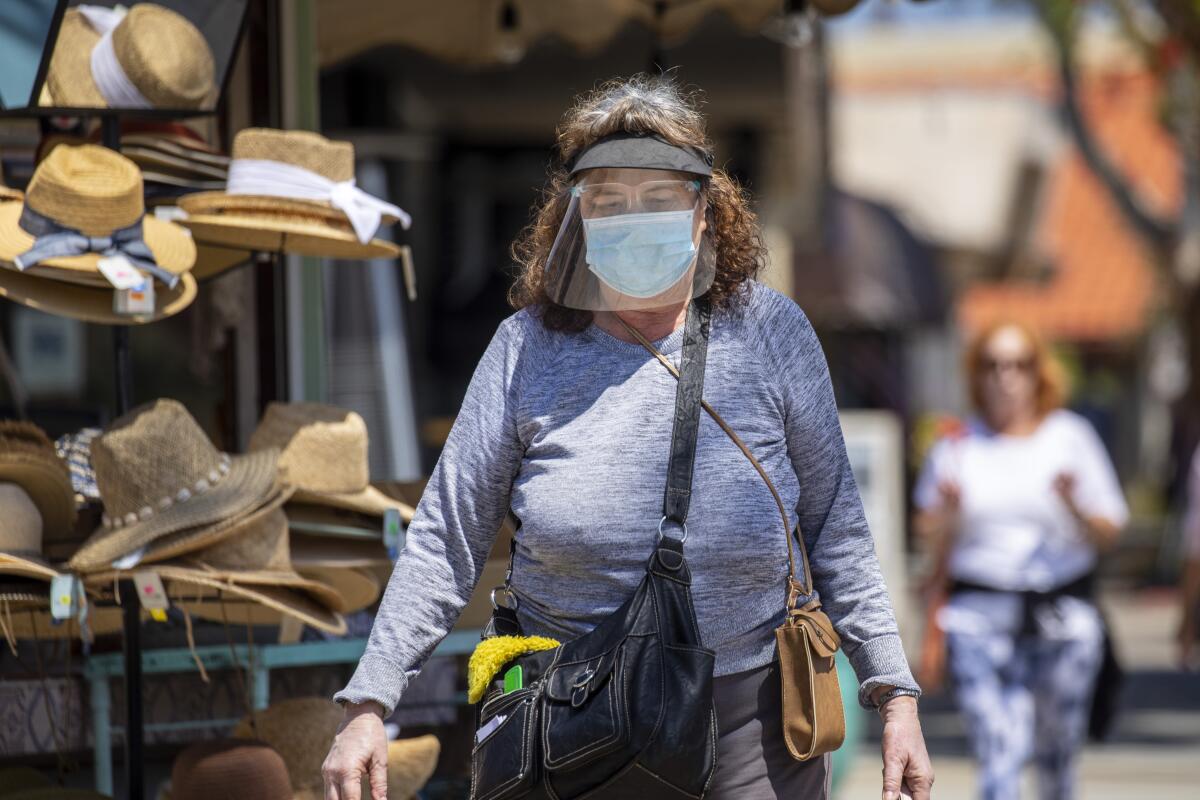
xmin=159 ymin=572 xmax=346 ymax=634
xmin=0 ymin=144 xmax=196 ymax=287
xmin=45 ymin=5 xmax=215 ymax=110
xmin=0 ymin=591 xmax=126 ymax=641
xmin=0 ymin=422 xmax=77 ymax=552
xmin=68 ymin=400 xmax=284 ymax=572
xmin=290 ymin=533 xmax=388 ymax=613
xmin=178 ymin=128 xmax=402 ymax=259
xmin=0 ymin=266 xmax=197 ymax=325
xmin=192 ymin=243 xmax=253 ymax=282
xmin=233 ymin=698 xmax=440 ymax=800
xmin=249 ymin=403 xmax=415 ymax=520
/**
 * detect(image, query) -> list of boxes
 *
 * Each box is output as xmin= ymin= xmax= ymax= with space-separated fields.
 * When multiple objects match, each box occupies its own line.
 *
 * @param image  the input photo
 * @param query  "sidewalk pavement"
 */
xmin=838 ymin=589 xmax=1200 ymax=799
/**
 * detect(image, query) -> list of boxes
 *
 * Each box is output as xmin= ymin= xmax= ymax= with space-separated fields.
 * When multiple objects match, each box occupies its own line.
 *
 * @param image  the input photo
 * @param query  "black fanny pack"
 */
xmin=950 ymin=572 xmax=1096 ymax=637
xmin=468 ymin=299 xmax=719 ymax=800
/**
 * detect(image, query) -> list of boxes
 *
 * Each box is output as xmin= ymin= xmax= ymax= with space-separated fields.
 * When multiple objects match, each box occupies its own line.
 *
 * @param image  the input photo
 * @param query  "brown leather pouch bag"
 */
xmin=620 ymin=317 xmax=849 ymax=763
xmin=776 ymin=581 xmax=846 ymax=760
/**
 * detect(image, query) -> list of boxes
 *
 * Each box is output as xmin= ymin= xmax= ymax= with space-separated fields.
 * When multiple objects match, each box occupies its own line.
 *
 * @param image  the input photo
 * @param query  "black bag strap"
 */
xmin=661 ymin=298 xmax=711 ymax=534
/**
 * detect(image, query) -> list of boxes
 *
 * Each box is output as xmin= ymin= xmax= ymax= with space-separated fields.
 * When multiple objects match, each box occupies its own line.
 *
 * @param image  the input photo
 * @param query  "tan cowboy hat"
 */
xmin=0 ymin=422 xmax=76 ymax=551
xmin=44 ymin=5 xmax=215 ymax=110
xmin=167 ymin=739 xmax=293 ymax=800
xmin=178 ymin=129 xmax=404 ymax=259
xmin=87 ymin=508 xmax=349 ymax=635
xmin=67 ymin=399 xmax=286 ymax=572
xmin=290 ymin=530 xmax=390 ymax=613
xmin=232 ymin=698 xmax=440 ymax=800
xmin=249 ymin=403 xmax=414 ymax=520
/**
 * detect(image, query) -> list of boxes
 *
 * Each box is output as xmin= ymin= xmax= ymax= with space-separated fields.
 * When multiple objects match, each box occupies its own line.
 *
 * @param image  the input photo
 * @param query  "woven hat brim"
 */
xmin=181 ymin=214 xmax=400 ymax=260
xmin=179 ymin=192 xmax=403 ymax=228
xmin=155 ymin=569 xmax=347 ymax=634
xmin=0 ymin=203 xmax=197 ymax=280
xmin=193 ymin=243 xmax=253 ymax=281
xmin=44 ymin=9 xmax=107 ymax=109
xmin=0 ymin=602 xmax=127 ymax=640
xmin=0 ymin=266 xmax=196 ymax=324
xmin=289 ymin=533 xmax=390 ymax=569
xmin=0 ymin=554 xmax=59 ymax=582
xmin=168 ymin=560 xmax=347 ymax=613
xmin=0 ymin=453 xmax=77 ymax=536
xmin=141 ymin=482 xmax=293 ymax=565
xmin=68 ymin=449 xmax=282 ymax=572
xmin=295 ymin=566 xmax=379 ymax=614
xmin=291 ymin=485 xmax=414 ymax=520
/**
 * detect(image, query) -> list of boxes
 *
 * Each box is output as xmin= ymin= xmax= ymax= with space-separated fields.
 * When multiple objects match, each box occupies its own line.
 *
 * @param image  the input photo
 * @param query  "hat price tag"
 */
xmin=49 ymin=574 xmax=86 ymax=621
xmin=113 ymin=276 xmax=156 ymax=316
xmin=97 ymin=255 xmax=146 ymax=290
xmin=383 ymin=508 xmax=404 ymax=560
xmin=133 ymin=571 xmax=169 ymax=621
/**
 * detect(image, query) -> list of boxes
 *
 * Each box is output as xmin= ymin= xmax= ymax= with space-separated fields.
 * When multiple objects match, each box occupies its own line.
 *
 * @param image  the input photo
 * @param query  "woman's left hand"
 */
xmin=879 ymin=696 xmax=934 ymax=800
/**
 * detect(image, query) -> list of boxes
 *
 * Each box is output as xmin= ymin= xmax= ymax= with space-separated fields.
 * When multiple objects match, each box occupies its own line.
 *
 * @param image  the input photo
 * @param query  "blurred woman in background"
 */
xmin=913 ymin=320 xmax=1128 ymax=800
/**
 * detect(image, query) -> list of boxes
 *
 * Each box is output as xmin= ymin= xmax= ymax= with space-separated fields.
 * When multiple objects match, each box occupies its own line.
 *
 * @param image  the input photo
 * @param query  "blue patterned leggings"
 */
xmin=946 ymin=626 xmax=1103 ymax=800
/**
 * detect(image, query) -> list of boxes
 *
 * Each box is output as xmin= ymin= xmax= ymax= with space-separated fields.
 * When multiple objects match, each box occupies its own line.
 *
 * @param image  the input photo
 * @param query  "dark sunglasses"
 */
xmin=979 ymin=356 xmax=1035 ymax=375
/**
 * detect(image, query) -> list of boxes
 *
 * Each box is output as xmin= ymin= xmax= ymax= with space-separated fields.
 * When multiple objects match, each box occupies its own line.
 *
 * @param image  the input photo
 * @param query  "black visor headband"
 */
xmin=567 ymin=132 xmax=714 ymax=178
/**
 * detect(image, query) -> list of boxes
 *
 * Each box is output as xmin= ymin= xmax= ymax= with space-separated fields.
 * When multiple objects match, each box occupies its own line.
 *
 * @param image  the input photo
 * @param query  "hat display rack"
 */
xmin=0 ymin=4 xmax=252 ymax=799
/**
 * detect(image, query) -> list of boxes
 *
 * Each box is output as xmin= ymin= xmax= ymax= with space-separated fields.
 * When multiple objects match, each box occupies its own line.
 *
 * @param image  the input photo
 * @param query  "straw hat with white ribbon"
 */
xmin=179 ymin=129 xmax=410 ymax=259
xmin=249 ymin=403 xmax=415 ymax=520
xmin=43 ymin=4 xmax=215 ymax=110
xmin=67 ymin=399 xmax=287 ymax=572
xmin=0 ymin=144 xmax=197 ymax=324
xmin=232 ymin=698 xmax=440 ymax=800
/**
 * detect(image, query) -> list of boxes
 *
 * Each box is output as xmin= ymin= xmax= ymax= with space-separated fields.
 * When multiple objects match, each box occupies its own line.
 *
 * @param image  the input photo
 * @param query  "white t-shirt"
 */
xmin=914 ymin=409 xmax=1129 ymax=593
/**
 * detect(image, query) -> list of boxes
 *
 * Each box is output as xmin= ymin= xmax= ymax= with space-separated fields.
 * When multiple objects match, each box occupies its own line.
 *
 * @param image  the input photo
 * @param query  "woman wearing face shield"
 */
xmin=323 ymin=75 xmax=931 ymax=800
xmin=914 ymin=321 xmax=1128 ymax=800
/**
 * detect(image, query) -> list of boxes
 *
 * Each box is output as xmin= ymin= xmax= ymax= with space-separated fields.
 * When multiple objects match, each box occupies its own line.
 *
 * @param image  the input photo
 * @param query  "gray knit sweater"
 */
xmin=336 ymin=282 xmax=918 ymax=714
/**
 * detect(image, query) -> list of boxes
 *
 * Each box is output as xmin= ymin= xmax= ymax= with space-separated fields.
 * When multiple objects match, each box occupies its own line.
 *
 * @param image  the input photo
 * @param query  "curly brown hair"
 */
xmin=509 ymin=74 xmax=767 ymax=331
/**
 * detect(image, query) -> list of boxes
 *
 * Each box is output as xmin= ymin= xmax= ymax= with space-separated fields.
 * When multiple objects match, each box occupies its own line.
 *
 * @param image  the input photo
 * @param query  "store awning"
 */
xmin=315 ymin=0 xmax=783 ymax=67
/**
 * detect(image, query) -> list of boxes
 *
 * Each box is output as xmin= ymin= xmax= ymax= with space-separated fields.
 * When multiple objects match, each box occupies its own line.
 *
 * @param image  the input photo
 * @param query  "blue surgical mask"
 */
xmin=582 ymin=209 xmax=697 ymax=298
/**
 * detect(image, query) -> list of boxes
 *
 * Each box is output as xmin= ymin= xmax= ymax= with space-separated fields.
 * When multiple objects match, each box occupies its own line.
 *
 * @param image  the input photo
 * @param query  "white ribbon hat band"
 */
xmin=226 ymin=158 xmax=412 ymax=244
xmin=79 ymin=5 xmax=153 ymax=109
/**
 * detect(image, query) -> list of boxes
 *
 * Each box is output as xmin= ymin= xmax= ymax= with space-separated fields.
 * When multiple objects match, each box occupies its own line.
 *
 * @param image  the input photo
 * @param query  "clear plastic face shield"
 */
xmin=544 ymin=134 xmax=717 ymax=311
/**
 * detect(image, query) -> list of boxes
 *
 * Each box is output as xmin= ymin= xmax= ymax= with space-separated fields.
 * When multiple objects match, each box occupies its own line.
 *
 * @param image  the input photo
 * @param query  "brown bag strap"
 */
xmin=615 ymin=316 xmax=816 ymax=607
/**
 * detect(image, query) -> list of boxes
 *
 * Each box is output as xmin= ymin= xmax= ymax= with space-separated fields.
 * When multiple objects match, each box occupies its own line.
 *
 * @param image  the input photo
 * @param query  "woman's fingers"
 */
xmin=367 ymin=747 xmax=389 ymax=800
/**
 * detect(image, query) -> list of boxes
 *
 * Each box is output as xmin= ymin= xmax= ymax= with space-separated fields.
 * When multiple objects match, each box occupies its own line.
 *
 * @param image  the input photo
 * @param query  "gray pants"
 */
xmin=708 ymin=660 xmax=832 ymax=799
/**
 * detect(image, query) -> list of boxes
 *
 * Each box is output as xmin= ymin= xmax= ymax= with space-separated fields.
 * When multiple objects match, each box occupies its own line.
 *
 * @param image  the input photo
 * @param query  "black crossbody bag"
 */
xmin=468 ymin=299 xmax=720 ymax=800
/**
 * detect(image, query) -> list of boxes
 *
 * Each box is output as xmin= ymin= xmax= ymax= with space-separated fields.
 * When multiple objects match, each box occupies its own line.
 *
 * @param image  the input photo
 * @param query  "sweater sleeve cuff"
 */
xmin=333 ymin=653 xmax=410 ymax=717
xmin=846 ymin=633 xmax=921 ymax=709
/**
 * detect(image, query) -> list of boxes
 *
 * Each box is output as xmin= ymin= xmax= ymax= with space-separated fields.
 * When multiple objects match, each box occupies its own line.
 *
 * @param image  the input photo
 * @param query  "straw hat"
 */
xmin=290 ymin=532 xmax=389 ymax=613
xmin=0 ymin=422 xmax=76 ymax=548
xmin=169 ymin=739 xmax=293 ymax=800
xmin=0 ymin=591 xmax=127 ymax=642
xmin=84 ymin=506 xmax=348 ymax=635
xmin=0 ymin=265 xmax=197 ymax=325
xmin=179 ymin=129 xmax=403 ymax=259
xmin=67 ymin=399 xmax=285 ymax=572
xmin=233 ymin=698 xmax=440 ymax=800
xmin=44 ymin=5 xmax=215 ymax=110
xmin=249 ymin=404 xmax=413 ymax=519
xmin=158 ymin=508 xmax=346 ymax=613
xmin=0 ymin=144 xmax=196 ymax=286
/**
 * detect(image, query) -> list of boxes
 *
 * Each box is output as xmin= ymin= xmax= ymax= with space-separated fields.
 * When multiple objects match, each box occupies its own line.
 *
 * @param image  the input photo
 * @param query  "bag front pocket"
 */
xmin=471 ymin=688 xmax=540 ymax=800
xmin=541 ymin=642 xmax=629 ymax=771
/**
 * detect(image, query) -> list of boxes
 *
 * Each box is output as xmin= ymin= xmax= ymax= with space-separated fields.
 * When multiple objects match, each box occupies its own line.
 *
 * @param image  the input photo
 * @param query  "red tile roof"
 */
xmin=960 ymin=72 xmax=1175 ymax=343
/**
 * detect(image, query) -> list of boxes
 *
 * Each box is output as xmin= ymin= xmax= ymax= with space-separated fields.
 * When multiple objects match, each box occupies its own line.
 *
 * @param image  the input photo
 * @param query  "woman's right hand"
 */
xmin=322 ymin=701 xmax=388 ymax=800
